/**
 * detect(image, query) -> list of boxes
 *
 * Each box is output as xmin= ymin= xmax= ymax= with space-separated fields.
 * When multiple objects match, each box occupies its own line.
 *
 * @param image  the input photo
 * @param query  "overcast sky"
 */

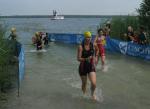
xmin=0 ymin=0 xmax=142 ymax=15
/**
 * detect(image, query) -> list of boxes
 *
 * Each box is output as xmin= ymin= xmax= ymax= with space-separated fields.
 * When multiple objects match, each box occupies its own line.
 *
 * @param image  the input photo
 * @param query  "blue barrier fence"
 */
xmin=106 ymin=37 xmax=150 ymax=60
xmin=48 ymin=33 xmax=96 ymax=44
xmin=48 ymin=33 xmax=84 ymax=44
xmin=18 ymin=45 xmax=25 ymax=82
xmin=48 ymin=33 xmax=150 ymax=60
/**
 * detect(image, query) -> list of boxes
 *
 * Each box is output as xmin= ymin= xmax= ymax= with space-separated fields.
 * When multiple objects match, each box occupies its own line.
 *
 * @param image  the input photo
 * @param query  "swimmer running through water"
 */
xmin=94 ymin=28 xmax=106 ymax=70
xmin=9 ymin=27 xmax=17 ymax=40
xmin=43 ymin=33 xmax=49 ymax=46
xmin=77 ymin=31 xmax=99 ymax=100
xmin=35 ymin=32 xmax=43 ymax=50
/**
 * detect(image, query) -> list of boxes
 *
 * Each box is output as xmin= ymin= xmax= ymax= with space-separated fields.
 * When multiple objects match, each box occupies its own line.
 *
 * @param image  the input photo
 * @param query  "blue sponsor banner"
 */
xmin=48 ymin=33 xmax=95 ymax=44
xmin=18 ymin=46 xmax=25 ymax=81
xmin=106 ymin=37 xmax=150 ymax=60
xmin=127 ymin=42 xmax=150 ymax=60
xmin=47 ymin=33 xmax=150 ymax=60
xmin=48 ymin=33 xmax=84 ymax=44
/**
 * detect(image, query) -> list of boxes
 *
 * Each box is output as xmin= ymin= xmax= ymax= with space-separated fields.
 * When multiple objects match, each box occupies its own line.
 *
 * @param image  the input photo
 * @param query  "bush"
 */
xmin=110 ymin=16 xmax=139 ymax=40
xmin=0 ymin=21 xmax=18 ymax=93
xmin=137 ymin=0 xmax=150 ymax=35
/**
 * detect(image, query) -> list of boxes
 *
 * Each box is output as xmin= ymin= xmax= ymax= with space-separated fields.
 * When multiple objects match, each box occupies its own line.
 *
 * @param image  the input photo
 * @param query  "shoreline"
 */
xmin=0 ymin=15 xmax=131 ymax=18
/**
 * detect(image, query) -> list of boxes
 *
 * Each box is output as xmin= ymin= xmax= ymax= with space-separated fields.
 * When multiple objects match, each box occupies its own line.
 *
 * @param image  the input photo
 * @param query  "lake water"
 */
xmin=0 ymin=17 xmax=150 ymax=109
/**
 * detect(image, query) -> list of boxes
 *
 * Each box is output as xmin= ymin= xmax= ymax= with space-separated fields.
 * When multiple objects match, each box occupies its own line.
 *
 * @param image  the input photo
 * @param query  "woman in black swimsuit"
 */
xmin=77 ymin=31 xmax=99 ymax=100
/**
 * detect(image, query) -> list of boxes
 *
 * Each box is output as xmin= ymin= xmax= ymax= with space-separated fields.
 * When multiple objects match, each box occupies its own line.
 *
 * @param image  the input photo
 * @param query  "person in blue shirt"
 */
xmin=139 ymin=26 xmax=147 ymax=45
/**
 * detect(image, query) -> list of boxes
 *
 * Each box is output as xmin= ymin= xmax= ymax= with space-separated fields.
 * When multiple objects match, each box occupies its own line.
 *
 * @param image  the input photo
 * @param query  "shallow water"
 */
xmin=0 ymin=18 xmax=150 ymax=109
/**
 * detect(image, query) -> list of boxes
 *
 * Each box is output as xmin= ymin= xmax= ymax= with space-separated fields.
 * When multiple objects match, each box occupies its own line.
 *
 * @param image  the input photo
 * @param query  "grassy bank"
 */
xmin=0 ymin=21 xmax=19 ymax=101
xmin=110 ymin=16 xmax=139 ymax=40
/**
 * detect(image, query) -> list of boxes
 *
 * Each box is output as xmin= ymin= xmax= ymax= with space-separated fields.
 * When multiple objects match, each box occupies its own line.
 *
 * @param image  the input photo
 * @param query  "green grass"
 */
xmin=110 ymin=16 xmax=139 ymax=40
xmin=0 ymin=23 xmax=10 ymax=65
xmin=0 ymin=20 xmax=18 ymax=93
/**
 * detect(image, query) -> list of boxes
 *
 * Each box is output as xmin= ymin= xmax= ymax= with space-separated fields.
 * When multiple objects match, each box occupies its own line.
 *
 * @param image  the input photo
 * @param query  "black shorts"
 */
xmin=79 ymin=61 xmax=95 ymax=76
xmin=37 ymin=44 xmax=42 ymax=50
xmin=36 ymin=41 xmax=42 ymax=50
xmin=44 ymin=40 xmax=49 ymax=45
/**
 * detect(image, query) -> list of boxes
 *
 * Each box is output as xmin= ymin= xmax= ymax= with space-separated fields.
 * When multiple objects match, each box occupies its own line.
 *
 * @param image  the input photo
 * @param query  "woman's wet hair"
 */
xmin=97 ymin=28 xmax=103 ymax=33
xmin=140 ymin=26 xmax=145 ymax=31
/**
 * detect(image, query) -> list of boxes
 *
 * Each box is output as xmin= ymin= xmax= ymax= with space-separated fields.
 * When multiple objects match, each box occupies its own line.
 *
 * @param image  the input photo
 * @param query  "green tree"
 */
xmin=110 ymin=16 xmax=139 ymax=40
xmin=0 ymin=21 xmax=15 ymax=93
xmin=137 ymin=0 xmax=150 ymax=35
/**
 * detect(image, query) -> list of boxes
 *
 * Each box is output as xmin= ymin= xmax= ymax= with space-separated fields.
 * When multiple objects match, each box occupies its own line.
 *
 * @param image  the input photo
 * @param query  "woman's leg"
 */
xmin=101 ymin=55 xmax=105 ymax=67
xmin=88 ymin=72 xmax=96 ymax=100
xmin=80 ymin=76 xmax=87 ymax=94
xmin=99 ymin=47 xmax=105 ymax=69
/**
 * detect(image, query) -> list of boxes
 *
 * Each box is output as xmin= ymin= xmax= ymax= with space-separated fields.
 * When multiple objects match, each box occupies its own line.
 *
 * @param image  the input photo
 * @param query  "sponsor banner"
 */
xmin=47 ymin=33 xmax=150 ymax=60
xmin=48 ymin=33 xmax=95 ymax=44
xmin=106 ymin=37 xmax=150 ymax=60
xmin=48 ymin=33 xmax=82 ymax=44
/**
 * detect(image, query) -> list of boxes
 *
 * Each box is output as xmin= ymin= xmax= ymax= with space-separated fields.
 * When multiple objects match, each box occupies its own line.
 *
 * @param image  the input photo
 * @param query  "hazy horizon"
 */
xmin=0 ymin=0 xmax=142 ymax=16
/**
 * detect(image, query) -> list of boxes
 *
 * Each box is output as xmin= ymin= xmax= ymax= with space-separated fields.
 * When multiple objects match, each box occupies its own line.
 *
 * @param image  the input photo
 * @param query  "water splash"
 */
xmin=26 ymin=49 xmax=47 ymax=53
xmin=101 ymin=65 xmax=108 ymax=72
xmin=95 ymin=88 xmax=104 ymax=103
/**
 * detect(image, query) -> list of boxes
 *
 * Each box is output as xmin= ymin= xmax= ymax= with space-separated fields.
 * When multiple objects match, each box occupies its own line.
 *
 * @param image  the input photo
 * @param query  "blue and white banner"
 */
xmin=48 ymin=33 xmax=95 ymax=44
xmin=106 ymin=37 xmax=150 ymax=60
xmin=47 ymin=33 xmax=150 ymax=60
xmin=48 ymin=33 xmax=84 ymax=44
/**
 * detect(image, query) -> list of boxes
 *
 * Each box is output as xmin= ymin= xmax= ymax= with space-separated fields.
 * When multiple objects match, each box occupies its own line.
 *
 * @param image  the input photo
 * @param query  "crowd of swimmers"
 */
xmin=77 ymin=22 xmax=150 ymax=100
xmin=77 ymin=29 xmax=108 ymax=101
xmin=8 ymin=28 xmax=49 ymax=50
xmin=77 ymin=23 xmax=149 ymax=101
xmin=32 ymin=32 xmax=49 ymax=50
xmin=8 ymin=25 xmax=149 ymax=101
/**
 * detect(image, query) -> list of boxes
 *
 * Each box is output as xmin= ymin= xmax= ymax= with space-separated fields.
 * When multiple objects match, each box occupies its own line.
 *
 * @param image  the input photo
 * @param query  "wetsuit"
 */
xmin=32 ymin=36 xmax=36 ymax=44
xmin=43 ymin=36 xmax=49 ymax=45
xmin=96 ymin=37 xmax=105 ymax=57
xmin=139 ymin=32 xmax=147 ymax=44
xmin=9 ymin=33 xmax=17 ymax=40
xmin=36 ymin=39 xmax=42 ymax=50
xmin=79 ymin=41 xmax=95 ymax=76
xmin=127 ymin=31 xmax=134 ymax=41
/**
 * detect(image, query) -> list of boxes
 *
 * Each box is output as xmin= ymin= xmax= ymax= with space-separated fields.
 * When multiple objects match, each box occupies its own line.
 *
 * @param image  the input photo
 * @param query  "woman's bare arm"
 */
xmin=77 ymin=45 xmax=85 ymax=62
